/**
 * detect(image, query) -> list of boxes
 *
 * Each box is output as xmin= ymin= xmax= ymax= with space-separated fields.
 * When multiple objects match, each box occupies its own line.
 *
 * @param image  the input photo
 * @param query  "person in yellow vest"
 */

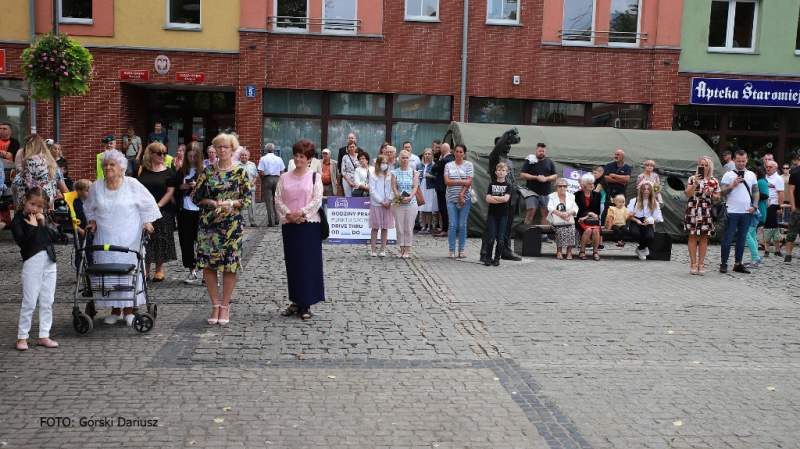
xmin=96 ymin=135 xmax=117 ymax=180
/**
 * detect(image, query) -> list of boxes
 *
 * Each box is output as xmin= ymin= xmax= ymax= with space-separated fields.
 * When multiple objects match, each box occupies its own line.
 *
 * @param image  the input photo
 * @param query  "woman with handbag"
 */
xmin=391 ymin=149 xmax=419 ymax=259
xmin=547 ymin=178 xmax=578 ymax=260
xmin=341 ymin=142 xmax=359 ymax=197
xmin=684 ymin=156 xmax=721 ymax=275
xmin=275 ymin=140 xmax=325 ymax=320
xmin=575 ymin=173 xmax=604 ymax=260
xmin=353 ymin=151 xmax=371 ymax=197
xmin=627 ymin=181 xmax=663 ymax=261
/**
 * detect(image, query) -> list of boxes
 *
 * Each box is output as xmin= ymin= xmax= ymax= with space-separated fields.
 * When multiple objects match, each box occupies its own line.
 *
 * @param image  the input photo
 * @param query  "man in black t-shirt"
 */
xmin=782 ymin=167 xmax=800 ymax=263
xmin=484 ymin=162 xmax=512 ymax=266
xmin=520 ymin=143 xmax=557 ymax=226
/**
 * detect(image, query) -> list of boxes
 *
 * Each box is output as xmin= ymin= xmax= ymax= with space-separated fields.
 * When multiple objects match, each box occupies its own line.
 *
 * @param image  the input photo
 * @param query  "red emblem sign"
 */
xmin=119 ymin=70 xmax=149 ymax=80
xmin=176 ymin=72 xmax=205 ymax=82
xmin=0 ymin=50 xmax=6 ymax=75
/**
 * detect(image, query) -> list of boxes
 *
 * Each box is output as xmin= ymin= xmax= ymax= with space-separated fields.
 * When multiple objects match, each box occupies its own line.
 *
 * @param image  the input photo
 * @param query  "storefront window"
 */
xmin=786 ymin=109 xmax=800 ymax=133
xmin=263 ymin=117 xmax=322 ymax=165
xmin=590 ymin=103 xmax=647 ymax=129
xmin=393 ymin=94 xmax=451 ymax=120
xmin=727 ymin=109 xmax=780 ymax=132
xmin=264 ymin=89 xmax=322 ymax=115
xmin=0 ymin=80 xmax=29 ymax=142
xmin=784 ymin=137 xmax=800 ymax=163
xmin=330 ymin=93 xmax=385 ymax=117
xmin=531 ymin=102 xmax=585 ymax=125
xmin=673 ymin=107 xmax=722 ymax=131
xmin=327 ymin=119 xmax=386 ymax=158
xmin=392 ymin=122 xmax=449 ymax=155
xmin=468 ymin=97 xmax=523 ymax=123
xmin=725 ymin=135 xmax=777 ymax=160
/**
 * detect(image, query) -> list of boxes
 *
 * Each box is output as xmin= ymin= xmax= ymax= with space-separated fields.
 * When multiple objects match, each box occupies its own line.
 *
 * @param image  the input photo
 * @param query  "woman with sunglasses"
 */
xmin=137 ymin=142 xmax=177 ymax=282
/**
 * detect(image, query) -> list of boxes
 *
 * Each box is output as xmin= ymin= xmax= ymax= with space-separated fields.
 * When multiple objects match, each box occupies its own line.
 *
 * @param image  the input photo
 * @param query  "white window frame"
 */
xmin=486 ymin=0 xmax=520 ymax=25
xmin=166 ymin=0 xmax=202 ymax=30
xmin=273 ymin=0 xmax=309 ymax=33
xmin=405 ymin=0 xmax=440 ymax=22
xmin=608 ymin=0 xmax=641 ymax=48
xmin=708 ymin=0 xmax=759 ymax=53
xmin=796 ymin=7 xmax=800 ymax=56
xmin=58 ymin=0 xmax=93 ymax=25
xmin=562 ymin=0 xmax=596 ymax=46
xmin=322 ymin=0 xmax=358 ymax=35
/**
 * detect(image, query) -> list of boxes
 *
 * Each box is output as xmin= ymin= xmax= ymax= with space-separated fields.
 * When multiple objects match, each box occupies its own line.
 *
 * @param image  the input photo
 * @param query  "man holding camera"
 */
xmin=719 ymin=150 xmax=759 ymax=274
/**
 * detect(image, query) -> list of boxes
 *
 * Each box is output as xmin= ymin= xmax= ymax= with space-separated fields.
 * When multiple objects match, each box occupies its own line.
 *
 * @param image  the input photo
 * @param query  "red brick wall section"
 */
xmin=29 ymin=48 xmax=238 ymax=181
xmin=237 ymin=31 xmax=269 ymax=197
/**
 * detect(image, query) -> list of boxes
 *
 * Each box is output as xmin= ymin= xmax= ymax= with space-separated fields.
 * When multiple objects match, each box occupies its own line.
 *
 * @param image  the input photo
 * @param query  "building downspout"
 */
xmin=29 ymin=0 xmax=36 ymax=134
xmin=460 ymin=0 xmax=468 ymax=122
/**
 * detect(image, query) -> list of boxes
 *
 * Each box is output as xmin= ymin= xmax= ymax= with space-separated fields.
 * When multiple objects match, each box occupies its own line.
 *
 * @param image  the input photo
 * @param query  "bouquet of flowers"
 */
xmin=21 ymin=31 xmax=94 ymax=101
xmin=652 ymin=181 xmax=662 ymax=194
xmin=391 ymin=193 xmax=405 ymax=205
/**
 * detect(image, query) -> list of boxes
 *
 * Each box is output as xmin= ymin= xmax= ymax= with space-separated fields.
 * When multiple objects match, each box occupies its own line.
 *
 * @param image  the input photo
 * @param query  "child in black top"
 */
xmin=11 ymin=187 xmax=60 ymax=351
xmin=484 ymin=162 xmax=512 ymax=266
xmin=72 ymin=179 xmax=94 ymax=270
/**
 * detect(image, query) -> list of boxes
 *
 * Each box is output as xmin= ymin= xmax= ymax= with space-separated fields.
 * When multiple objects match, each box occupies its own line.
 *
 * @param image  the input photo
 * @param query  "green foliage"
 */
xmin=21 ymin=31 xmax=94 ymax=101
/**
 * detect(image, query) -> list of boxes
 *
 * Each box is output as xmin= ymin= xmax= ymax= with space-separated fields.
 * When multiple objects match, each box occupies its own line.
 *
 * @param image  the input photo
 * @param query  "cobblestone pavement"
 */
xmin=1 ymin=208 xmax=799 ymax=448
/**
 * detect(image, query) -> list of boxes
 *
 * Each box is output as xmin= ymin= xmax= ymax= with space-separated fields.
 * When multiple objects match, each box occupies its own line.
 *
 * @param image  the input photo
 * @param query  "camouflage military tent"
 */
xmin=443 ymin=122 xmax=721 ymax=242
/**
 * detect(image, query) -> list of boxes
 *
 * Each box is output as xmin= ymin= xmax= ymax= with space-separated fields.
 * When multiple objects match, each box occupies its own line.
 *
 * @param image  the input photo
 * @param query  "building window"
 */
xmin=323 ymin=0 xmax=358 ymax=34
xmin=469 ymin=97 xmax=648 ymax=129
xmin=0 ymin=81 xmax=30 ymax=144
xmin=405 ymin=0 xmax=439 ymax=21
xmin=531 ymin=102 xmax=586 ymax=125
xmin=487 ymin=0 xmax=520 ymax=24
xmin=609 ymin=0 xmax=640 ymax=46
xmin=59 ymin=0 xmax=92 ymax=24
xmin=796 ymin=8 xmax=800 ymax=55
xmin=167 ymin=0 xmax=201 ymax=28
xmin=562 ymin=0 xmax=595 ymax=44
xmin=708 ymin=0 xmax=758 ymax=52
xmin=263 ymin=89 xmax=452 ymax=165
xmin=274 ymin=0 xmax=309 ymax=32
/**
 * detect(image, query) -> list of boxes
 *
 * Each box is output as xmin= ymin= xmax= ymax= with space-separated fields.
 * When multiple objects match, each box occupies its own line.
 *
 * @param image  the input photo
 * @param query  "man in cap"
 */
xmin=97 ymin=134 xmax=117 ymax=180
xmin=722 ymin=150 xmax=735 ymax=173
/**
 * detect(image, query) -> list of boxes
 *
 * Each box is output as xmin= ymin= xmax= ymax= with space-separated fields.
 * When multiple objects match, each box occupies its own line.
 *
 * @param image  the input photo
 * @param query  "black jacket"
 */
xmin=431 ymin=153 xmax=455 ymax=193
xmin=11 ymin=211 xmax=59 ymax=262
xmin=575 ymin=190 xmax=602 ymax=220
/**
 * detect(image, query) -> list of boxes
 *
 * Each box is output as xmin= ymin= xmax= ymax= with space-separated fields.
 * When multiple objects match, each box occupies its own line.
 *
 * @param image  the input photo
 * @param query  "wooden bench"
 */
xmin=513 ymin=225 xmax=672 ymax=261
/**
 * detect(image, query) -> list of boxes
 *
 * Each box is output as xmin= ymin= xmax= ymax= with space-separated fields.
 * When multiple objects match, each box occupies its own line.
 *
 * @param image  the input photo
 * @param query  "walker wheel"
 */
xmin=85 ymin=300 xmax=97 ymax=318
xmin=132 ymin=313 xmax=154 ymax=334
xmin=147 ymin=303 xmax=158 ymax=320
xmin=73 ymin=313 xmax=93 ymax=336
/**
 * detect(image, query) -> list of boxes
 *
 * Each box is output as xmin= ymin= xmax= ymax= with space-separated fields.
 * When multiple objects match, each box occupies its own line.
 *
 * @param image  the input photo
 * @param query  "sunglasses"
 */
xmin=557 ymin=185 xmax=568 ymax=188
xmin=153 ymin=151 xmax=167 ymax=156
xmin=784 ymin=166 xmax=790 ymax=169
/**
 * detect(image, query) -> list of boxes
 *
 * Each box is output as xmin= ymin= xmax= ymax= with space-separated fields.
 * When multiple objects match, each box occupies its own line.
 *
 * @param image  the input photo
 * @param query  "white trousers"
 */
xmin=18 ymin=251 xmax=57 ymax=339
xmin=392 ymin=204 xmax=419 ymax=247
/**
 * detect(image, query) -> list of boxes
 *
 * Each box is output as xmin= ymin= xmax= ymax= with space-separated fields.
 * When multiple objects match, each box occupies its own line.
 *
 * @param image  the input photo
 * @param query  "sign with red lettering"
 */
xmin=0 ymin=50 xmax=6 ymax=75
xmin=119 ymin=70 xmax=149 ymax=80
xmin=176 ymin=72 xmax=205 ymax=82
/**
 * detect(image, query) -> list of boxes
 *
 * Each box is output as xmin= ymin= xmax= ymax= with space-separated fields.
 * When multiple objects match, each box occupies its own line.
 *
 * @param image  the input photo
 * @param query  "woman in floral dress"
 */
xmin=684 ymin=156 xmax=721 ymax=275
xmin=191 ymin=133 xmax=252 ymax=326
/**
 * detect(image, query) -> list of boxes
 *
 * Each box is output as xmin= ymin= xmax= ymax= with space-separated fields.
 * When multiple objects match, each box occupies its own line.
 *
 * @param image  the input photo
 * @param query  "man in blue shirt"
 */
xmin=148 ymin=122 xmax=168 ymax=147
xmin=600 ymin=149 xmax=631 ymax=221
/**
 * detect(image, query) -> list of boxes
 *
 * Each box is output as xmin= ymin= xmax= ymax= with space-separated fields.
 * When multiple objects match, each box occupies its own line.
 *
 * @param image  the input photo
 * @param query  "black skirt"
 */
xmin=145 ymin=207 xmax=178 ymax=265
xmin=282 ymin=222 xmax=326 ymax=307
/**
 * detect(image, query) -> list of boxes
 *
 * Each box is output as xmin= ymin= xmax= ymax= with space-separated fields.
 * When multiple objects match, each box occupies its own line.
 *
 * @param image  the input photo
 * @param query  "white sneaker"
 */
xmin=104 ymin=314 xmax=121 ymax=324
xmin=635 ymin=248 xmax=647 ymax=260
xmin=643 ymin=247 xmax=650 ymax=257
xmin=370 ymin=252 xmax=377 ymax=257
xmin=124 ymin=314 xmax=135 ymax=326
xmin=184 ymin=272 xmax=199 ymax=284
xmin=378 ymin=251 xmax=386 ymax=258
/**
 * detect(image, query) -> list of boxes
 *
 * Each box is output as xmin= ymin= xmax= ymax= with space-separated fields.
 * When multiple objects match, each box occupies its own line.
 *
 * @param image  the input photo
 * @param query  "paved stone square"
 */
xmin=1 ymin=207 xmax=799 ymax=448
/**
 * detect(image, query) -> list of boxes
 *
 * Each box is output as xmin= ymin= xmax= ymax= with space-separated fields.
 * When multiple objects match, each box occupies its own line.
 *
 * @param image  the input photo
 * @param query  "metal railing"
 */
xmin=268 ymin=15 xmax=362 ymax=32
xmin=558 ymin=29 xmax=648 ymax=42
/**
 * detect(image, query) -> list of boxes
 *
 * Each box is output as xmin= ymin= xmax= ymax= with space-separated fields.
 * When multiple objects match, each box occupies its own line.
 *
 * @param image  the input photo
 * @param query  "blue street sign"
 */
xmin=245 ymin=85 xmax=256 ymax=98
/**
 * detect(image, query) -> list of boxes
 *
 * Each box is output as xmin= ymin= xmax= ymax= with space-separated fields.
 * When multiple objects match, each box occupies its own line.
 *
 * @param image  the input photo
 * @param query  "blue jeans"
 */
xmin=447 ymin=200 xmax=471 ymax=252
xmin=486 ymin=214 xmax=508 ymax=260
xmin=721 ymin=212 xmax=750 ymax=265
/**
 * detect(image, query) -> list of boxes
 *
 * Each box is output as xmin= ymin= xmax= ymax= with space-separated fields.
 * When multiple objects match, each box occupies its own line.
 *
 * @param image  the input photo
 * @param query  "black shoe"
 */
xmin=598 ymin=244 xmax=605 ymax=250
xmin=484 ymin=259 xmax=492 ymax=266
xmin=775 ymin=251 xmax=783 ymax=257
xmin=719 ymin=263 xmax=728 ymax=273
xmin=492 ymin=258 xmax=500 ymax=266
xmin=785 ymin=255 xmax=793 ymax=263
xmin=763 ymin=252 xmax=769 ymax=258
xmin=500 ymin=251 xmax=522 ymax=261
xmin=732 ymin=263 xmax=751 ymax=274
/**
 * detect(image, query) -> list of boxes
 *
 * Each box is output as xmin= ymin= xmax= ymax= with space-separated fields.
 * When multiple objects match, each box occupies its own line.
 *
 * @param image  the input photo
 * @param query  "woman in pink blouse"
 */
xmin=275 ymin=140 xmax=326 ymax=320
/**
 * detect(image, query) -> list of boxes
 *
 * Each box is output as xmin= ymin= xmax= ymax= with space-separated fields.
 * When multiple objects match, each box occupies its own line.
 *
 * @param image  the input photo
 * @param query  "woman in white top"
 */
xmin=417 ymin=148 xmax=438 ymax=234
xmin=444 ymin=144 xmax=474 ymax=259
xmin=353 ymin=151 xmax=371 ymax=196
xmin=368 ymin=154 xmax=394 ymax=257
xmin=546 ymin=178 xmax=578 ymax=260
xmin=627 ymin=181 xmax=663 ymax=260
xmin=341 ymin=142 xmax=359 ymax=197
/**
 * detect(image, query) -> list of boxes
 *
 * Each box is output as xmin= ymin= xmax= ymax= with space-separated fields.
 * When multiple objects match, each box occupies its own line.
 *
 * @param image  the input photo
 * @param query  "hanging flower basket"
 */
xmin=21 ymin=31 xmax=94 ymax=101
